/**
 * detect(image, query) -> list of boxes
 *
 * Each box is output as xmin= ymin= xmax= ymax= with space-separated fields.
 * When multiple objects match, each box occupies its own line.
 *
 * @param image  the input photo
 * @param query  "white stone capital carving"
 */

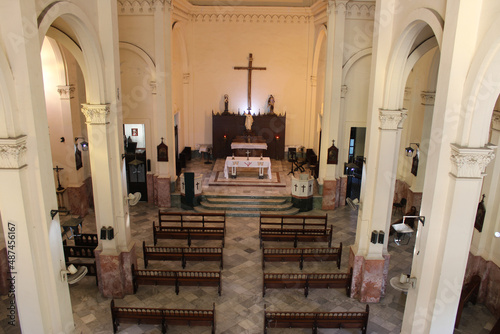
xmin=81 ymin=104 xmax=110 ymax=125
xmin=450 ymin=144 xmax=495 ymax=178
xmin=150 ymin=81 xmax=157 ymax=95
xmin=379 ymin=109 xmax=408 ymax=130
xmin=341 ymin=85 xmax=348 ymax=98
xmin=421 ymin=91 xmax=436 ymax=106
xmin=0 ymin=136 xmax=27 ymax=169
xmin=57 ymin=85 xmax=75 ymax=100
xmin=492 ymin=110 xmax=500 ymax=131
xmin=183 ymin=73 xmax=190 ymax=84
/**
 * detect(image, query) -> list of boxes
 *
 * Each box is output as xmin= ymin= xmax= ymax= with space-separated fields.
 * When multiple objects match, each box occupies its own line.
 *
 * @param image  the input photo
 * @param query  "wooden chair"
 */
xmin=393 ymin=198 xmax=407 ymax=214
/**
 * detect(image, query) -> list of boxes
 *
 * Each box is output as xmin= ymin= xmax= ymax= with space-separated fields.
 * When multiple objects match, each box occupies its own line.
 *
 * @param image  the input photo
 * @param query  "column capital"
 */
xmin=183 ymin=73 xmax=190 ymax=84
xmin=0 ymin=136 xmax=27 ymax=169
xmin=81 ymin=104 xmax=110 ymax=125
xmin=150 ymin=81 xmax=157 ymax=95
xmin=379 ymin=109 xmax=408 ymax=130
xmin=341 ymin=85 xmax=348 ymax=98
xmin=421 ymin=91 xmax=436 ymax=106
xmin=450 ymin=144 xmax=495 ymax=178
xmin=492 ymin=110 xmax=500 ymax=131
xmin=57 ymin=85 xmax=75 ymax=100
xmin=310 ymin=75 xmax=317 ymax=87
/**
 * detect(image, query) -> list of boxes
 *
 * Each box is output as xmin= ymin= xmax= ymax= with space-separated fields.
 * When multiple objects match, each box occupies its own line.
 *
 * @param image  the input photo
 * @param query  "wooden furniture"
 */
xmin=264 ymin=304 xmax=369 ymax=334
xmin=74 ymin=233 xmax=98 ymax=247
xmin=212 ymin=113 xmax=285 ymax=159
xmin=153 ymin=211 xmax=226 ymax=247
xmin=223 ymin=156 xmax=272 ymax=179
xmin=131 ymin=265 xmax=221 ymax=296
xmin=259 ymin=214 xmax=332 ymax=248
xmin=455 ymin=275 xmax=481 ymax=328
xmin=143 ymin=242 xmax=224 ymax=269
xmin=62 ymin=244 xmax=98 ymax=285
xmin=263 ymin=269 xmax=352 ymax=297
xmin=262 ymin=245 xmax=342 ymax=270
xmin=111 ymin=300 xmax=215 ymax=334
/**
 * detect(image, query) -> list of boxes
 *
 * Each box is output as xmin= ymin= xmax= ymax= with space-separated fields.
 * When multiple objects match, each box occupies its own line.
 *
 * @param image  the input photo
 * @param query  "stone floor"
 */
xmin=0 ymin=156 xmax=496 ymax=334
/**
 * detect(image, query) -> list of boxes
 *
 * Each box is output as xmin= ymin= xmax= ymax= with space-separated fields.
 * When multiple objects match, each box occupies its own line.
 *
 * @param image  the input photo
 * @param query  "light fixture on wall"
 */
xmin=405 ymin=143 xmax=420 ymax=157
xmin=75 ymin=137 xmax=89 ymax=151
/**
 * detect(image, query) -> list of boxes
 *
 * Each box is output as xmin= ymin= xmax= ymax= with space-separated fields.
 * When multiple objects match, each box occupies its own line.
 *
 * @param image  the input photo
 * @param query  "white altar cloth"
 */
xmin=224 ymin=157 xmax=272 ymax=179
xmin=231 ymin=142 xmax=268 ymax=150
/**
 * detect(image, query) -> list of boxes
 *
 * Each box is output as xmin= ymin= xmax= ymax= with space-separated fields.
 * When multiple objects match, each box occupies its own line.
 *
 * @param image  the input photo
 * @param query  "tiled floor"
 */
xmin=0 ymin=157 xmax=496 ymax=334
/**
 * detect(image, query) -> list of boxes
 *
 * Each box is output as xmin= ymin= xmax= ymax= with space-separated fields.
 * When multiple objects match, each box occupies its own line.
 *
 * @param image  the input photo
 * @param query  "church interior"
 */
xmin=1 ymin=0 xmax=500 ymax=333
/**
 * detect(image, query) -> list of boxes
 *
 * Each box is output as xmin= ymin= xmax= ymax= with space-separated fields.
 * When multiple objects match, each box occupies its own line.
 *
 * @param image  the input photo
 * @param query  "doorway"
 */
xmin=124 ymin=124 xmax=147 ymax=201
xmin=345 ymin=127 xmax=366 ymax=201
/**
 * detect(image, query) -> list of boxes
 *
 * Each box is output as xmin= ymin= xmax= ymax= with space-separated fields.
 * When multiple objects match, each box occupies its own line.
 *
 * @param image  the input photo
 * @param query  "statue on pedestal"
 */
xmin=267 ymin=95 xmax=275 ymax=114
xmin=245 ymin=111 xmax=253 ymax=132
xmin=223 ymin=94 xmax=229 ymax=114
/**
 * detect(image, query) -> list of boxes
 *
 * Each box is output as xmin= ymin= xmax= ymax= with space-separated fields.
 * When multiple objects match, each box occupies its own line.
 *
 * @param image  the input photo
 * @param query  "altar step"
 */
xmin=194 ymin=195 xmax=299 ymax=217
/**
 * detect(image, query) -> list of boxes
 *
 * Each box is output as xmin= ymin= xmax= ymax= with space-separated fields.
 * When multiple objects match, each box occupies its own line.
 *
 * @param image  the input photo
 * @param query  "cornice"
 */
xmin=190 ymin=8 xmax=311 ymax=24
xmin=379 ymin=109 xmax=408 ymax=130
xmin=450 ymin=144 xmax=495 ymax=178
xmin=118 ymin=0 xmax=155 ymax=15
xmin=0 ymin=136 xmax=28 ymax=169
xmin=345 ymin=1 xmax=375 ymax=20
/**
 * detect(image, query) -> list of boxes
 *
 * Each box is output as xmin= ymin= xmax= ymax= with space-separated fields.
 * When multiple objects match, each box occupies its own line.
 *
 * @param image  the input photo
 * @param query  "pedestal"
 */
xmin=349 ymin=247 xmax=390 ymax=302
xmin=180 ymin=173 xmax=202 ymax=208
xmin=156 ymin=176 xmax=171 ymax=208
xmin=291 ymin=174 xmax=314 ymax=211
xmin=322 ymin=179 xmax=337 ymax=210
xmin=95 ymin=244 xmax=137 ymax=298
xmin=56 ymin=188 xmax=66 ymax=209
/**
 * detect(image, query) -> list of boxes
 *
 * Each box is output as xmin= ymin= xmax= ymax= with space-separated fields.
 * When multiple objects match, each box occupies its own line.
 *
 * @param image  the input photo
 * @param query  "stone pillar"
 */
xmin=320 ymin=1 xmax=348 ymax=208
xmin=413 ymin=91 xmax=435 ymax=194
xmin=81 ymin=104 xmax=137 ymax=298
xmin=350 ymin=109 xmax=407 ymax=302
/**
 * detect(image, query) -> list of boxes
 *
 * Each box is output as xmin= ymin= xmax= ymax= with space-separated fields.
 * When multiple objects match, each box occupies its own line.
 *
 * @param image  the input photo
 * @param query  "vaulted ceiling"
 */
xmin=186 ymin=0 xmax=321 ymax=7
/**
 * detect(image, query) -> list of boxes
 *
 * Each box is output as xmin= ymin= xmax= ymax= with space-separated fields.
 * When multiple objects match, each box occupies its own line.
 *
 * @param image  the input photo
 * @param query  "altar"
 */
xmin=224 ymin=156 xmax=272 ymax=179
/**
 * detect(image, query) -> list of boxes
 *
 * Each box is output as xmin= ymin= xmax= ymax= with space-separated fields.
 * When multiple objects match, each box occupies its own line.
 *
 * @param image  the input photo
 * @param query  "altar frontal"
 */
xmin=224 ymin=156 xmax=272 ymax=179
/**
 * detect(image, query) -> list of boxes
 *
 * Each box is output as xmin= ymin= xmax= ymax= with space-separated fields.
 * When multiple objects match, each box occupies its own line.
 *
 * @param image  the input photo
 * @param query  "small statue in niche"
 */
xmin=267 ymin=95 xmax=275 ymax=114
xmin=245 ymin=111 xmax=253 ymax=132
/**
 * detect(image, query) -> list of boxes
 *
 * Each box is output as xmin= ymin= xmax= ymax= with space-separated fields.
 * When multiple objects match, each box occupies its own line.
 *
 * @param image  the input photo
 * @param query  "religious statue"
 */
xmin=267 ymin=95 xmax=275 ymax=114
xmin=223 ymin=94 xmax=229 ymax=113
xmin=245 ymin=111 xmax=253 ymax=132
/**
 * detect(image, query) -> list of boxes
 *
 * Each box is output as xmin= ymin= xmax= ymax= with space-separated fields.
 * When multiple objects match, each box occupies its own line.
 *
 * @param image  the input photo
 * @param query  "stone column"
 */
xmin=319 ymin=0 xmax=348 ymax=209
xmin=350 ymin=108 xmax=407 ymax=302
xmin=81 ymin=104 xmax=137 ymax=298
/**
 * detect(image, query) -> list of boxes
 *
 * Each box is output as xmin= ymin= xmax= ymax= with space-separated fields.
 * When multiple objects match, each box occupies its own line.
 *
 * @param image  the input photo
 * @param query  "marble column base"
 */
xmin=465 ymin=253 xmax=500 ymax=317
xmin=0 ymin=248 xmax=9 ymax=295
xmin=156 ymin=176 xmax=171 ymax=208
xmin=349 ymin=247 xmax=390 ymax=302
xmin=147 ymin=172 xmax=155 ymax=205
xmin=322 ymin=179 xmax=337 ymax=210
xmin=153 ymin=174 xmax=159 ymax=206
xmin=66 ymin=183 xmax=89 ymax=217
xmin=95 ymin=244 xmax=137 ymax=298
xmin=339 ymin=176 xmax=347 ymax=207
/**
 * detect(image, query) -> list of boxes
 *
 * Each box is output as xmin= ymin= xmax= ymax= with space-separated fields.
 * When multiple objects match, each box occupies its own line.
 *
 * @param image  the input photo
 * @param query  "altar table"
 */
xmin=224 ymin=157 xmax=272 ymax=179
xmin=230 ymin=142 xmax=268 ymax=150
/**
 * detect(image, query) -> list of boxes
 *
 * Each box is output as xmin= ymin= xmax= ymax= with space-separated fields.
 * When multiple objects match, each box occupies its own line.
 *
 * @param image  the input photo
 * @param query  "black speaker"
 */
xmin=371 ymin=230 xmax=378 ymax=244
xmin=107 ymin=227 xmax=114 ymax=240
xmin=378 ymin=231 xmax=385 ymax=244
xmin=100 ymin=227 xmax=107 ymax=240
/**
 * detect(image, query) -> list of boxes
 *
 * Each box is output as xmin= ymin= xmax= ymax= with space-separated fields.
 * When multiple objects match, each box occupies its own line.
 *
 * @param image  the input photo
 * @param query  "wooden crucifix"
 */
xmin=234 ymin=53 xmax=266 ymax=111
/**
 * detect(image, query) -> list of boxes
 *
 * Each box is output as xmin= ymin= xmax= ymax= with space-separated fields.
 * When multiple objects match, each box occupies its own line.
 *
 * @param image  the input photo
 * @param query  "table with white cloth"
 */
xmin=223 ymin=156 xmax=272 ymax=179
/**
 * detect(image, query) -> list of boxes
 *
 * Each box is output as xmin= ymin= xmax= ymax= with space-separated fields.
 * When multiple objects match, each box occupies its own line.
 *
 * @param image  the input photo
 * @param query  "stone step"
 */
xmin=199 ymin=200 xmax=293 ymax=211
xmin=193 ymin=206 xmax=300 ymax=217
xmin=203 ymin=197 xmax=289 ymax=206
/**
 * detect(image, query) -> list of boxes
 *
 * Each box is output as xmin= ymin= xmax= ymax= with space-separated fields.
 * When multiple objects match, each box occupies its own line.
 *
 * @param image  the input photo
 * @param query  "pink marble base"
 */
xmin=156 ymin=176 xmax=171 ymax=208
xmin=66 ymin=183 xmax=89 ymax=217
xmin=147 ymin=172 xmax=155 ymax=204
xmin=322 ymin=179 xmax=337 ymax=210
xmin=0 ymin=248 xmax=9 ymax=295
xmin=339 ymin=176 xmax=347 ymax=208
xmin=465 ymin=253 xmax=500 ymax=318
xmin=95 ymin=244 xmax=137 ymax=298
xmin=153 ymin=174 xmax=158 ymax=206
xmin=349 ymin=247 xmax=390 ymax=302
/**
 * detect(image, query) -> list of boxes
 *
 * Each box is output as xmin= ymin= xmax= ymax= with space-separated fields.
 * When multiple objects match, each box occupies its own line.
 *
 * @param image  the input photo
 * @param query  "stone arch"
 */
xmin=311 ymin=25 xmax=327 ymax=79
xmin=119 ymin=41 xmax=156 ymax=81
xmin=342 ymin=47 xmax=371 ymax=82
xmin=384 ymin=8 xmax=443 ymax=109
xmin=38 ymin=1 xmax=106 ymax=103
xmin=460 ymin=17 xmax=500 ymax=147
xmin=172 ymin=21 xmax=190 ymax=74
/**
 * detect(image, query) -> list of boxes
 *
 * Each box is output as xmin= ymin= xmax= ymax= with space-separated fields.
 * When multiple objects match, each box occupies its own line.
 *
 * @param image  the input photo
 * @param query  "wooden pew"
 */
xmin=132 ymin=264 xmax=222 ymax=296
xmin=110 ymin=299 xmax=215 ymax=334
xmin=154 ymin=211 xmax=226 ymax=247
xmin=455 ymin=275 xmax=481 ymax=328
xmin=263 ymin=268 xmax=352 ymax=297
xmin=259 ymin=214 xmax=332 ymax=248
xmin=142 ymin=241 xmax=223 ymax=269
xmin=63 ymin=245 xmax=98 ymax=285
xmin=264 ymin=304 xmax=369 ymax=334
xmin=262 ymin=244 xmax=342 ymax=270
xmin=74 ymin=233 xmax=98 ymax=247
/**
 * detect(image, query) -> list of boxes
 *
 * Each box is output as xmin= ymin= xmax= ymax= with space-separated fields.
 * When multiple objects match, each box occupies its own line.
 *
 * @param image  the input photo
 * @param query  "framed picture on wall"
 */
xmin=157 ymin=138 xmax=168 ymax=162
xmin=131 ymin=128 xmax=138 ymax=136
xmin=327 ymin=140 xmax=338 ymax=165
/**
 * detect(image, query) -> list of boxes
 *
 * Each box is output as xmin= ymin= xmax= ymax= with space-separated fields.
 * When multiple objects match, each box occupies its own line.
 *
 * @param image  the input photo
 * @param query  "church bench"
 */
xmin=62 ymin=245 xmax=98 ymax=285
xmin=455 ymin=275 xmax=481 ymax=328
xmin=259 ymin=214 xmax=331 ymax=248
xmin=263 ymin=304 xmax=369 ymax=334
xmin=111 ymin=299 xmax=215 ymax=334
xmin=154 ymin=211 xmax=226 ymax=247
xmin=262 ymin=268 xmax=352 ymax=297
xmin=73 ymin=233 xmax=98 ymax=247
xmin=142 ymin=241 xmax=223 ymax=269
xmin=132 ymin=264 xmax=221 ymax=296
xmin=262 ymin=244 xmax=342 ymax=270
